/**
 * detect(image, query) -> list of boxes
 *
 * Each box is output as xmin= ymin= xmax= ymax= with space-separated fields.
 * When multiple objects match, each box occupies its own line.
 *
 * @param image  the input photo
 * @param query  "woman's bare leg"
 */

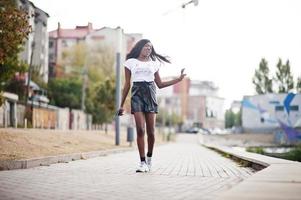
xmin=145 ymin=113 xmax=156 ymax=156
xmin=133 ymin=112 xmax=146 ymax=159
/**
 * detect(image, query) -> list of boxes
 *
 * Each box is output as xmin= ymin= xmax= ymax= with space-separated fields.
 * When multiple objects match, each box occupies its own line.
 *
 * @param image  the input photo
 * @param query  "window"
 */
xmin=275 ymin=106 xmax=284 ymax=111
xmin=275 ymin=105 xmax=299 ymax=112
xmin=62 ymin=40 xmax=68 ymax=47
xmin=290 ymin=105 xmax=299 ymax=111
xmin=49 ymin=41 xmax=53 ymax=48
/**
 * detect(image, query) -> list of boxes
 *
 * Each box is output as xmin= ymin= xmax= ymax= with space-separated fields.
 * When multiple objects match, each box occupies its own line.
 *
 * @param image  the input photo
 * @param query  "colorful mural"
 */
xmin=242 ymin=93 xmax=301 ymax=144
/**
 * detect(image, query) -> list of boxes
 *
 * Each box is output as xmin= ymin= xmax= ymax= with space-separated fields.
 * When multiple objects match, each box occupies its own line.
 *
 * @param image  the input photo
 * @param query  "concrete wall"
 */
xmin=56 ymin=108 xmax=69 ymax=130
xmin=70 ymin=109 xmax=92 ymax=130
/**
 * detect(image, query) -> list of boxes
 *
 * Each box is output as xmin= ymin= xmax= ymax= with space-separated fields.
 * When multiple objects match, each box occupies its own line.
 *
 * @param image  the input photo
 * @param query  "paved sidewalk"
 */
xmin=0 ymin=134 xmax=254 ymax=200
xmin=200 ymin=135 xmax=301 ymax=200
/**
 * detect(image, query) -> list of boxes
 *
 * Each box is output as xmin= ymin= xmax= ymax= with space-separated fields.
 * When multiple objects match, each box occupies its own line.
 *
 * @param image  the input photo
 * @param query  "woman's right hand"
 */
xmin=117 ymin=107 xmax=125 ymax=116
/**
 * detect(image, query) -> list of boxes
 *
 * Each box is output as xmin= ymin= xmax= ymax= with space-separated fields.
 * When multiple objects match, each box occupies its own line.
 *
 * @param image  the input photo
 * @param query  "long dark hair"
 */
xmin=126 ymin=39 xmax=171 ymax=63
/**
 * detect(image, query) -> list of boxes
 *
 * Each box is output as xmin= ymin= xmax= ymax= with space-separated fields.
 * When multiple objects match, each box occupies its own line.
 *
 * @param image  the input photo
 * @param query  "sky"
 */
xmin=31 ymin=0 xmax=301 ymax=108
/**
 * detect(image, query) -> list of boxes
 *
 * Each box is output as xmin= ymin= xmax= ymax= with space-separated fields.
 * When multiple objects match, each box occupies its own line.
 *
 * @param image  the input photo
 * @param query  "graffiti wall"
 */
xmin=242 ymin=93 xmax=301 ymax=144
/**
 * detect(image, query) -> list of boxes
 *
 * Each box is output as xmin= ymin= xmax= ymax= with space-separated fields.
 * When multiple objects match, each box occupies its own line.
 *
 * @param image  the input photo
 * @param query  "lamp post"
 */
xmin=182 ymin=0 xmax=199 ymax=8
xmin=81 ymin=52 xmax=88 ymax=112
xmin=115 ymin=27 xmax=123 ymax=145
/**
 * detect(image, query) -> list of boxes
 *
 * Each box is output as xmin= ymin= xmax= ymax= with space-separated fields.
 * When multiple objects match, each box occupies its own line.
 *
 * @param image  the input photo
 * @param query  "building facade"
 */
xmin=48 ymin=23 xmax=142 ymax=78
xmin=18 ymin=0 xmax=49 ymax=82
xmin=187 ymin=81 xmax=224 ymax=129
xmin=48 ymin=23 xmax=95 ymax=77
xmin=242 ymin=93 xmax=301 ymax=132
xmin=157 ymin=79 xmax=225 ymax=130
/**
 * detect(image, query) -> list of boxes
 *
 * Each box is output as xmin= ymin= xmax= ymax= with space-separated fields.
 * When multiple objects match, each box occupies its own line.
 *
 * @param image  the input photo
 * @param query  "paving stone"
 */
xmin=0 ymin=134 xmax=253 ymax=200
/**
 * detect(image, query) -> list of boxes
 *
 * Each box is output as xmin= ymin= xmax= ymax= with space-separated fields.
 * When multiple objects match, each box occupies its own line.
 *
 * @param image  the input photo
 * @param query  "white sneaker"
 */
xmin=146 ymin=157 xmax=152 ymax=171
xmin=136 ymin=161 xmax=149 ymax=173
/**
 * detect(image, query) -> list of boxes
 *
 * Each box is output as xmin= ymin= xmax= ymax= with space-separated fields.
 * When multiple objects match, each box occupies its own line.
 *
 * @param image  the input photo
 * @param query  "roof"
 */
xmin=49 ymin=24 xmax=95 ymax=39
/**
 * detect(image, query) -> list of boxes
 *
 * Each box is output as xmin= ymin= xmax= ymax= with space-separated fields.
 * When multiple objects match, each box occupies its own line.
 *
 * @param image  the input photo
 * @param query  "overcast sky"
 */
xmin=31 ymin=0 xmax=301 ymax=108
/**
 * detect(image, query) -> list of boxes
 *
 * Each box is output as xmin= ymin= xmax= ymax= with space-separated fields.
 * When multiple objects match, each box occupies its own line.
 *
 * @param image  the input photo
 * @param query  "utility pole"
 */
xmin=115 ymin=27 xmax=123 ymax=146
xmin=25 ymin=41 xmax=35 ymax=106
xmin=81 ymin=54 xmax=88 ymax=111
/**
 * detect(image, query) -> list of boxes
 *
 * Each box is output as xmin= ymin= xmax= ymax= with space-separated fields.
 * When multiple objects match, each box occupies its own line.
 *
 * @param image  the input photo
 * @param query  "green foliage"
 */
xmin=4 ymin=77 xmax=26 ymax=102
xmin=156 ymin=109 xmax=182 ymax=126
xmin=225 ymin=109 xmax=241 ymax=128
xmin=252 ymin=58 xmax=273 ymax=94
xmin=48 ymin=78 xmax=82 ymax=109
xmin=0 ymin=0 xmax=31 ymax=94
xmin=58 ymin=43 xmax=114 ymax=82
xmin=59 ymin=42 xmax=87 ymax=78
xmin=279 ymin=145 xmax=301 ymax=162
xmin=274 ymin=59 xmax=294 ymax=93
xmin=246 ymin=147 xmax=265 ymax=154
xmin=54 ymin=42 xmax=115 ymax=124
xmin=247 ymin=145 xmax=301 ymax=162
xmin=86 ymin=78 xmax=116 ymax=124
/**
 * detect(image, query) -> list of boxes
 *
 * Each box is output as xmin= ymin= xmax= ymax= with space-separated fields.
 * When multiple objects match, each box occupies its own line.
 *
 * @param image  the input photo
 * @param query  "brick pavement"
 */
xmin=0 ymin=134 xmax=255 ymax=200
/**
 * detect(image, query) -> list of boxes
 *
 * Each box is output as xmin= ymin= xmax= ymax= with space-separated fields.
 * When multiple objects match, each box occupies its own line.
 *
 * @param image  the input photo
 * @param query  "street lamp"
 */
xmin=81 ymin=53 xmax=88 ymax=112
xmin=115 ymin=27 xmax=123 ymax=146
xmin=162 ymin=0 xmax=198 ymax=16
xmin=182 ymin=0 xmax=199 ymax=8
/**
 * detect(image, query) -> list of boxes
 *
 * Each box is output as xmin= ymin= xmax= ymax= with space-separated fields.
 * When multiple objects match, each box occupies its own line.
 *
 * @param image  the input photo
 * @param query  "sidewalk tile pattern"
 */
xmin=0 ymin=134 xmax=254 ymax=200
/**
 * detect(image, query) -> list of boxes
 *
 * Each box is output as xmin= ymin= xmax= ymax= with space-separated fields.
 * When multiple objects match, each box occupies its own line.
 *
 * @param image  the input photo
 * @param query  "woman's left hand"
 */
xmin=178 ymin=68 xmax=186 ymax=81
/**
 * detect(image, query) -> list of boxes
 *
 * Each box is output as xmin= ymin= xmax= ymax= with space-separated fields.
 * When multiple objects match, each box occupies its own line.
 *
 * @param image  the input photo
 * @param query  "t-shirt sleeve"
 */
xmin=154 ymin=61 xmax=161 ymax=72
xmin=124 ymin=59 xmax=133 ymax=70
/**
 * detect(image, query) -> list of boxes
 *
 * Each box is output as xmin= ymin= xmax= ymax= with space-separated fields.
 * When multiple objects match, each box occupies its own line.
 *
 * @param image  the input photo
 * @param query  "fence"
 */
xmin=0 ymin=95 xmax=92 ymax=130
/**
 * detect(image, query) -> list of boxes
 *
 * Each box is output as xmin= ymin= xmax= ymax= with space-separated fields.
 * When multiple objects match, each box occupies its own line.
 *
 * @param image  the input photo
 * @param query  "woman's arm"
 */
xmin=118 ymin=67 xmax=131 ymax=115
xmin=155 ymin=68 xmax=186 ymax=89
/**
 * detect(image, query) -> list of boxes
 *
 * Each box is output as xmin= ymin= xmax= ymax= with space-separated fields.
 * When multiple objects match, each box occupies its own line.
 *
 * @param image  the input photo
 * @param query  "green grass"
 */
xmin=246 ymin=145 xmax=301 ymax=162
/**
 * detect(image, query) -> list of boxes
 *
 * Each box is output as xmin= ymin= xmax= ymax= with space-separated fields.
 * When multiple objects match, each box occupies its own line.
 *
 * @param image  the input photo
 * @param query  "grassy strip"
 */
xmin=246 ymin=145 xmax=301 ymax=162
xmin=206 ymin=146 xmax=265 ymax=171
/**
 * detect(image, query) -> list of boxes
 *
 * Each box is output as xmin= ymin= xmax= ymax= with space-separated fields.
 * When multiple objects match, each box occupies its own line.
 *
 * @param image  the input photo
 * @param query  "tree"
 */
xmin=58 ymin=42 xmax=114 ymax=82
xmin=225 ymin=110 xmax=235 ymax=128
xmin=225 ymin=109 xmax=241 ymax=128
xmin=252 ymin=58 xmax=273 ymax=94
xmin=0 ymin=0 xmax=31 ymax=104
xmin=274 ymin=59 xmax=294 ymax=93
xmin=297 ymin=76 xmax=301 ymax=93
xmin=55 ymin=42 xmax=115 ymax=123
xmin=48 ymin=78 xmax=82 ymax=109
xmin=4 ymin=76 xmax=27 ymax=102
xmin=86 ymin=78 xmax=116 ymax=124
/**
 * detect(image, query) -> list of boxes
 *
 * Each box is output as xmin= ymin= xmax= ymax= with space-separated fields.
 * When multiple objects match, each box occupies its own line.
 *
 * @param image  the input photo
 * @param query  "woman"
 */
xmin=118 ymin=39 xmax=186 ymax=173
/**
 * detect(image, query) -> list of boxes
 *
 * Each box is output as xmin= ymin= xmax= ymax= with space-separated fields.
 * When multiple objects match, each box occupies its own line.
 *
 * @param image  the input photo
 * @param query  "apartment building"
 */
xmin=157 ymin=78 xmax=225 ymax=130
xmin=18 ymin=0 xmax=49 ymax=82
xmin=48 ymin=23 xmax=142 ymax=78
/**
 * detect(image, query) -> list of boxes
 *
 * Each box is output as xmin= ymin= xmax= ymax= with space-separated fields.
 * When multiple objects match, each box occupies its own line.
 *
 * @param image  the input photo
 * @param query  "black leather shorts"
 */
xmin=131 ymin=81 xmax=158 ymax=114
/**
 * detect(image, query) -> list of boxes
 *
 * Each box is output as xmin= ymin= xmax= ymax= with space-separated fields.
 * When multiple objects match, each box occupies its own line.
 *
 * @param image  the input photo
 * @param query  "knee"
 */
xmin=147 ymin=133 xmax=155 ymax=140
xmin=147 ymin=129 xmax=155 ymax=139
xmin=136 ymin=126 xmax=145 ymax=137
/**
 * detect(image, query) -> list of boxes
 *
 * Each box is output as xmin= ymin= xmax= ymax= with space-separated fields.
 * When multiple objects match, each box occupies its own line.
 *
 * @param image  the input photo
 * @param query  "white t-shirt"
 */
xmin=124 ymin=58 xmax=160 ymax=82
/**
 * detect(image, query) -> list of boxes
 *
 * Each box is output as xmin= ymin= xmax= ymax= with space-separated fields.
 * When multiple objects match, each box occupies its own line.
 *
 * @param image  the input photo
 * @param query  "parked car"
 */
xmin=199 ymin=128 xmax=211 ymax=135
xmin=185 ymin=127 xmax=211 ymax=134
xmin=185 ymin=127 xmax=199 ymax=134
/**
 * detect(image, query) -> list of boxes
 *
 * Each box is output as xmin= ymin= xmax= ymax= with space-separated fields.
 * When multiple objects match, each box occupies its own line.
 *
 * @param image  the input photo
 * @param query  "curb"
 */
xmin=199 ymin=137 xmax=296 ymax=168
xmin=199 ymin=134 xmax=301 ymax=200
xmin=0 ymin=147 xmax=135 ymax=171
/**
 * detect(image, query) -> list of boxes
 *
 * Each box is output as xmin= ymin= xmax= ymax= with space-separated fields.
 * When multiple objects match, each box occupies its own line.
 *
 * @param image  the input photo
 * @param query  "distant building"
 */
xmin=48 ymin=23 xmax=142 ymax=78
xmin=157 ymin=79 xmax=224 ymax=130
xmin=17 ymin=0 xmax=49 ymax=82
xmin=187 ymin=81 xmax=224 ymax=129
xmin=242 ymin=93 xmax=301 ymax=133
xmin=48 ymin=22 xmax=95 ymax=77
